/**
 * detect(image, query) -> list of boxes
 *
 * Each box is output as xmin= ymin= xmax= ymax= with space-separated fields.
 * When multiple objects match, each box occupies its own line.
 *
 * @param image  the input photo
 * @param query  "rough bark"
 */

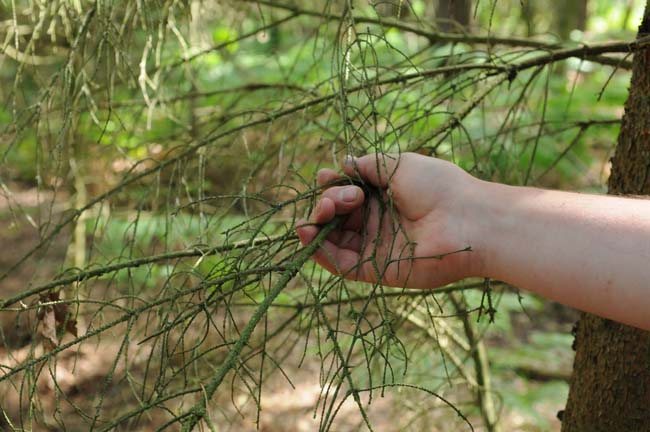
xmin=561 ymin=3 xmax=650 ymax=431
xmin=435 ymin=0 xmax=471 ymax=32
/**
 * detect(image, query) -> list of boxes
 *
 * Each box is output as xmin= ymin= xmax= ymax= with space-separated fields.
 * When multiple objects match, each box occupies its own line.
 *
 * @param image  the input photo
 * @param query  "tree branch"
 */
xmin=178 ymin=216 xmax=342 ymax=431
xmin=3 ymin=36 xmax=646 ymax=283
xmin=245 ymin=0 xmax=634 ymax=69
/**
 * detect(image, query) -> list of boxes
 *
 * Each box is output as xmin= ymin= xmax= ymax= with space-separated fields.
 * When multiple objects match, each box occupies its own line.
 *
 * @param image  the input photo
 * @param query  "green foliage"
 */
xmin=0 ymin=0 xmax=644 ymax=431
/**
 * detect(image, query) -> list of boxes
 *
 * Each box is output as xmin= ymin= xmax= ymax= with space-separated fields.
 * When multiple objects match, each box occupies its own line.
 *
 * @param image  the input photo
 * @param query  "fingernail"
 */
xmin=344 ymin=155 xmax=356 ymax=166
xmin=340 ymin=187 xmax=359 ymax=202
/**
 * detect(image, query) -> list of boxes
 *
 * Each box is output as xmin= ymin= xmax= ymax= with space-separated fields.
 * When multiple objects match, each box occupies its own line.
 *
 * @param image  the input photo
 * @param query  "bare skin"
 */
xmin=296 ymin=152 xmax=650 ymax=331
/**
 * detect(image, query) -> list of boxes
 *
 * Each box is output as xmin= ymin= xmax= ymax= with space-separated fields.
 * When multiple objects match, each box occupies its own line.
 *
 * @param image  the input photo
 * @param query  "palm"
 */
xmin=354 ymin=192 xmax=470 ymax=289
xmin=296 ymin=153 xmax=477 ymax=290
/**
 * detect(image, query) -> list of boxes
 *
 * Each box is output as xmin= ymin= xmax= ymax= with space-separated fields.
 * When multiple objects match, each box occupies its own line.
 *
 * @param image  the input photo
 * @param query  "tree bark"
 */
xmin=520 ymin=1 xmax=536 ymax=37
xmin=561 ymin=3 xmax=650 ymax=431
xmin=555 ymin=0 xmax=588 ymax=40
xmin=435 ymin=0 xmax=471 ymax=32
xmin=375 ymin=1 xmax=411 ymax=19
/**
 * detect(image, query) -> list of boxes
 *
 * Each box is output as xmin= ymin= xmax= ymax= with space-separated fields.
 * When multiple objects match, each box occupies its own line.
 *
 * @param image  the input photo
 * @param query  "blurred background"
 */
xmin=0 ymin=1 xmax=646 ymax=430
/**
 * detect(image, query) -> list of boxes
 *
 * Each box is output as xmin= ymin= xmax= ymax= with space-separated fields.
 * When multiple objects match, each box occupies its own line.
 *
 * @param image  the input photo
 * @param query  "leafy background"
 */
xmin=0 ymin=0 xmax=645 ymax=430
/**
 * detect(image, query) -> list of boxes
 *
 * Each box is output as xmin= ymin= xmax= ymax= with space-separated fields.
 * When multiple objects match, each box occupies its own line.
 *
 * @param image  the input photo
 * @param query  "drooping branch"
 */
xmin=3 ymin=35 xmax=646 ymax=284
xmin=177 ymin=216 xmax=343 ymax=431
xmin=243 ymin=0 xmax=634 ymax=70
xmin=0 ymin=233 xmax=297 ymax=309
xmin=0 ymin=264 xmax=286 ymax=384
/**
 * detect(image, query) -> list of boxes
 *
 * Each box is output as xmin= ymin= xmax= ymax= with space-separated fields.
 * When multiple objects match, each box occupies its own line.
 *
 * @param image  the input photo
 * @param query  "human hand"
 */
xmin=296 ymin=152 xmax=485 ymax=289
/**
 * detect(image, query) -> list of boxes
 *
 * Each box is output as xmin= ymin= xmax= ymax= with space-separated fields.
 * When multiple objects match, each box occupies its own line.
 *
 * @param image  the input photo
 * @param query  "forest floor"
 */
xmin=0 ymin=187 xmax=577 ymax=431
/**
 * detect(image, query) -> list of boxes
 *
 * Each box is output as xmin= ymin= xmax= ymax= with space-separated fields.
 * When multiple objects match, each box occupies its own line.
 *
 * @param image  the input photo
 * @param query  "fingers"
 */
xmin=296 ymin=221 xmax=362 ymax=253
xmin=311 ymin=186 xmax=365 ymax=224
xmin=295 ymin=219 xmax=365 ymax=279
xmin=321 ymin=185 xmax=364 ymax=212
xmin=312 ymin=196 xmax=336 ymax=224
xmin=295 ymin=219 xmax=318 ymax=247
xmin=295 ymin=157 xmax=394 ymax=282
xmin=310 ymin=239 xmax=365 ymax=279
xmin=326 ymin=228 xmax=363 ymax=251
xmin=343 ymin=153 xmax=402 ymax=188
xmin=318 ymin=152 xmax=406 ymax=189
xmin=317 ymin=168 xmax=340 ymax=186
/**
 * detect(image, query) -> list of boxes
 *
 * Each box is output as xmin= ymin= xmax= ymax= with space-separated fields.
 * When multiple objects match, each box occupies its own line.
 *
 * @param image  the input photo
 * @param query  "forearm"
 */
xmin=472 ymin=181 xmax=650 ymax=330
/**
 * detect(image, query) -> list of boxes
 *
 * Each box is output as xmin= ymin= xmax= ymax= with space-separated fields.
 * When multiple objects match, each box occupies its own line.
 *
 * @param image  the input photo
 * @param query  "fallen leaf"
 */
xmin=40 ymin=307 xmax=58 ymax=351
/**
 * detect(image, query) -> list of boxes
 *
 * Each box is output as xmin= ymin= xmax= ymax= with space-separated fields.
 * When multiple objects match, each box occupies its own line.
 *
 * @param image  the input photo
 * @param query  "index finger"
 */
xmin=317 ymin=168 xmax=341 ymax=187
xmin=343 ymin=153 xmax=401 ymax=188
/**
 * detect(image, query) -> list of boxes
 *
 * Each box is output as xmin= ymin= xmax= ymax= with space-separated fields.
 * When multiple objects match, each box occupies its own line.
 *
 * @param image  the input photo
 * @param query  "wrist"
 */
xmin=462 ymin=179 xmax=517 ymax=280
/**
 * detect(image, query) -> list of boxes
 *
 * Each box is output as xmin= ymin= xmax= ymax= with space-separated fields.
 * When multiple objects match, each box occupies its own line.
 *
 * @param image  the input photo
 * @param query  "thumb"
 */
xmin=343 ymin=153 xmax=401 ymax=188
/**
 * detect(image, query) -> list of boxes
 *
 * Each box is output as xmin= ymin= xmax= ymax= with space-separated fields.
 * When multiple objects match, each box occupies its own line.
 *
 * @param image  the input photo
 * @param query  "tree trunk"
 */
xmin=520 ymin=1 xmax=536 ymax=37
xmin=375 ymin=2 xmax=411 ymax=19
xmin=436 ymin=0 xmax=471 ymax=32
xmin=555 ymin=0 xmax=588 ymax=40
xmin=561 ymin=3 xmax=650 ymax=431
